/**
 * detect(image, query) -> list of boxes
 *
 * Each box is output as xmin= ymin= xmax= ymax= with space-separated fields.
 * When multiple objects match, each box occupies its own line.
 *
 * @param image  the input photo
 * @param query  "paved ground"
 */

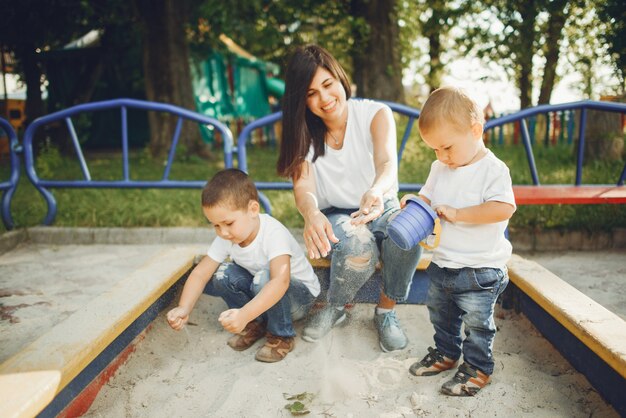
xmin=0 ymin=228 xmax=623 ymax=417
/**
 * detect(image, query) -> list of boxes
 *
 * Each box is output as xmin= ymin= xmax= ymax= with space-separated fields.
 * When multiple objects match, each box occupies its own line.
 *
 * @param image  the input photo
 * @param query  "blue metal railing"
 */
xmin=21 ymin=98 xmax=234 ymax=226
xmin=5 ymin=98 xmax=625 ymax=227
xmin=237 ymin=100 xmax=626 ymax=214
xmin=0 ymin=117 xmax=20 ymax=229
xmin=484 ymin=100 xmax=626 ymax=186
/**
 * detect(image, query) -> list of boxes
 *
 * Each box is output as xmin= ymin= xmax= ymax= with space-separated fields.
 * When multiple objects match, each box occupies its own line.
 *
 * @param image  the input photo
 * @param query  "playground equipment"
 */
xmin=16 ymin=99 xmax=233 ymax=227
xmin=386 ymin=196 xmax=441 ymax=251
xmin=2 ymin=99 xmax=625 ymax=230
xmin=0 ymin=116 xmax=19 ymax=229
xmin=191 ymin=48 xmax=283 ymax=145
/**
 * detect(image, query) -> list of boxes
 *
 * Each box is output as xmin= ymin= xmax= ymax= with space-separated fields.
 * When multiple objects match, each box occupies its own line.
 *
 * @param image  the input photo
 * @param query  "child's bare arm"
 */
xmin=436 ymin=201 xmax=515 ymax=224
xmin=218 ymin=254 xmax=291 ymax=334
xmin=167 ymin=255 xmax=220 ymax=330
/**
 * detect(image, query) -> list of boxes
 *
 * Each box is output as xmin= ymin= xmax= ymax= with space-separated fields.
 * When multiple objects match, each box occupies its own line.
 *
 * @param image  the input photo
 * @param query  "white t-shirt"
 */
xmin=419 ymin=150 xmax=516 ymax=269
xmin=207 ymin=214 xmax=320 ymax=296
xmin=305 ymin=98 xmax=398 ymax=210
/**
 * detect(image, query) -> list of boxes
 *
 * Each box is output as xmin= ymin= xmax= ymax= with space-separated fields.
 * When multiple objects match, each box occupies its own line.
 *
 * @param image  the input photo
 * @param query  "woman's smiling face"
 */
xmin=305 ymin=67 xmax=347 ymax=124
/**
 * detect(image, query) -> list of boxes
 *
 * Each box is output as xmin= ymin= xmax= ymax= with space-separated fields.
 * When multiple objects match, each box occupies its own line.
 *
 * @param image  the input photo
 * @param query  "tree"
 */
xmin=0 ymin=0 xmax=93 ymax=125
xmin=597 ymin=0 xmax=626 ymax=93
xmin=133 ymin=0 xmax=206 ymax=158
xmin=461 ymin=0 xmax=576 ymax=109
xmin=399 ymin=0 xmax=472 ymax=95
xmin=561 ymin=2 xmax=623 ymax=99
xmin=350 ymin=0 xmax=404 ymax=101
xmin=195 ymin=0 xmax=405 ymax=102
xmin=537 ymin=0 xmax=570 ymax=104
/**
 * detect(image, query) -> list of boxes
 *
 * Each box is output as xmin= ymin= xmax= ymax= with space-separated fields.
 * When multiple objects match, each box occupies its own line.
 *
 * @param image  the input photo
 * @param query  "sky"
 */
xmin=404 ymin=56 xmax=589 ymax=115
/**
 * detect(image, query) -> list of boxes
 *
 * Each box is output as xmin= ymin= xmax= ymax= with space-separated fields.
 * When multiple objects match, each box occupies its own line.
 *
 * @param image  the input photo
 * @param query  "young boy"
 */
xmin=403 ymin=86 xmax=516 ymax=395
xmin=167 ymin=169 xmax=320 ymax=363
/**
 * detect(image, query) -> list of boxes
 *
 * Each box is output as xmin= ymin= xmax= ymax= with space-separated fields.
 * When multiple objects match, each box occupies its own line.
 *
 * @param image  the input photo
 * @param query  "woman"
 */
xmin=277 ymin=45 xmax=422 ymax=352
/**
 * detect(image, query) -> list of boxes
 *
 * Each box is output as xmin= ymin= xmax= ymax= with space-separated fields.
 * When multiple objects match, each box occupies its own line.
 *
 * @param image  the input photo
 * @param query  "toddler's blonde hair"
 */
xmin=418 ymin=86 xmax=485 ymax=134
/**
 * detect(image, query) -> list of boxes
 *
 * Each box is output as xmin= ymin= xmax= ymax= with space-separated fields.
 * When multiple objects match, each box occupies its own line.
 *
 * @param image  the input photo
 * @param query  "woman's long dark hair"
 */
xmin=277 ymin=45 xmax=352 ymax=180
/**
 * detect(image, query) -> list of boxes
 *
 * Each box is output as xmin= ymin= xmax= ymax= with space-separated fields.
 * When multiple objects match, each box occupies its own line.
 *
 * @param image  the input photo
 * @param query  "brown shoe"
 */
xmin=254 ymin=334 xmax=295 ymax=363
xmin=227 ymin=321 xmax=266 ymax=351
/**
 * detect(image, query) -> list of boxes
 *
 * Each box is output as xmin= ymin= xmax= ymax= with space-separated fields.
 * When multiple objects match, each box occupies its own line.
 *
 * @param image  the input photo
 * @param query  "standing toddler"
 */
xmin=404 ymin=86 xmax=516 ymax=395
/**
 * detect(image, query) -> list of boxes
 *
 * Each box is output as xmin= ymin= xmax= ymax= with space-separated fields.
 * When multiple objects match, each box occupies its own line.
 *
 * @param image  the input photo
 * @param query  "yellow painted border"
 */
xmin=0 ymin=246 xmax=199 ymax=394
xmin=0 ymin=370 xmax=61 ymax=418
xmin=507 ymin=254 xmax=626 ymax=379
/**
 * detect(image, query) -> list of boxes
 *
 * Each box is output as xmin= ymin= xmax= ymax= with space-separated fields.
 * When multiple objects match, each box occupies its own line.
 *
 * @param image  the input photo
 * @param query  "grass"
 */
xmin=1 ymin=127 xmax=625 ymax=233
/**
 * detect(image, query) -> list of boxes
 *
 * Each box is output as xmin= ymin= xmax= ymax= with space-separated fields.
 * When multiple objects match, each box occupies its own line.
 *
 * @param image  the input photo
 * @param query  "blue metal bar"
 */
xmin=65 ymin=117 xmax=91 ymax=181
xmin=618 ymin=163 xmax=626 ymax=186
xmin=575 ymin=108 xmax=587 ymax=185
xmin=21 ymin=98 xmax=234 ymax=225
xmin=258 ymin=191 xmax=272 ymax=214
xmin=397 ymin=117 xmax=415 ymax=165
xmin=163 ymin=117 xmax=184 ymax=180
xmin=484 ymin=100 xmax=626 ymax=130
xmin=520 ymin=119 xmax=540 ymax=185
xmin=236 ymin=111 xmax=282 ymax=172
xmin=0 ymin=117 xmax=20 ymax=229
xmin=37 ymin=180 xmax=208 ymax=188
xmin=121 ymin=106 xmax=129 ymax=181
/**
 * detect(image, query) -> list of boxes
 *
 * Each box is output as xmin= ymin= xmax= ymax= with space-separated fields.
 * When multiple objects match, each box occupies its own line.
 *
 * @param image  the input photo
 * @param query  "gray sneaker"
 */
xmin=302 ymin=305 xmax=347 ymax=342
xmin=373 ymin=309 xmax=408 ymax=352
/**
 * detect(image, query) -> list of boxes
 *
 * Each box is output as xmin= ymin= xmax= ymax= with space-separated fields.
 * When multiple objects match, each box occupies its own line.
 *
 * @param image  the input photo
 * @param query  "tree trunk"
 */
xmin=537 ymin=0 xmax=568 ymax=105
xmin=16 ymin=43 xmax=45 ymax=127
xmin=133 ymin=0 xmax=208 ymax=159
xmin=580 ymin=110 xmax=624 ymax=161
xmin=350 ymin=0 xmax=404 ymax=102
xmin=517 ymin=0 xmax=537 ymax=110
xmin=426 ymin=32 xmax=442 ymax=93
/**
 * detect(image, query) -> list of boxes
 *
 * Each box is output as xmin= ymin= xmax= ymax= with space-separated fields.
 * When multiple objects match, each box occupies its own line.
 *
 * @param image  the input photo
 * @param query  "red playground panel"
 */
xmin=513 ymin=185 xmax=626 ymax=205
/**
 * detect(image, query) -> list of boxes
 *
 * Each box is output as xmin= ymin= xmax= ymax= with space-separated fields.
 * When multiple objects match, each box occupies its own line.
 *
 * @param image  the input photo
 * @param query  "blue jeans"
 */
xmin=322 ymin=197 xmax=422 ymax=306
xmin=203 ymin=263 xmax=316 ymax=337
xmin=426 ymin=263 xmax=509 ymax=375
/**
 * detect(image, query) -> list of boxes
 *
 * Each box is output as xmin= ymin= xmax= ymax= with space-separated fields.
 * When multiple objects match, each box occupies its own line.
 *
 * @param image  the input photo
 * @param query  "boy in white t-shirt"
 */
xmin=167 ymin=169 xmax=319 ymax=363
xmin=402 ymin=86 xmax=516 ymax=395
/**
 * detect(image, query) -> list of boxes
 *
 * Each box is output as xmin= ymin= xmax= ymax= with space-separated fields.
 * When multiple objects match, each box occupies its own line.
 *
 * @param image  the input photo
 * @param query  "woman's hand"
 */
xmin=303 ymin=209 xmax=339 ymax=259
xmin=166 ymin=306 xmax=190 ymax=331
xmin=218 ymin=309 xmax=248 ymax=334
xmin=351 ymin=187 xmax=384 ymax=225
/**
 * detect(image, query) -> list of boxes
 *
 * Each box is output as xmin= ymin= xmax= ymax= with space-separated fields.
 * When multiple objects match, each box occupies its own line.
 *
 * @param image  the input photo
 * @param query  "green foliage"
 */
xmin=283 ymin=392 xmax=314 ymax=415
xmin=34 ymin=140 xmax=64 ymax=179
xmin=191 ymin=0 xmax=354 ymax=73
xmin=596 ymin=0 xmax=626 ymax=91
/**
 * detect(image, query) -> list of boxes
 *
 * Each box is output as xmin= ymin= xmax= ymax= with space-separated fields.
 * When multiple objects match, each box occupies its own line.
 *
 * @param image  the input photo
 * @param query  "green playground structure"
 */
xmin=191 ymin=50 xmax=284 ymax=145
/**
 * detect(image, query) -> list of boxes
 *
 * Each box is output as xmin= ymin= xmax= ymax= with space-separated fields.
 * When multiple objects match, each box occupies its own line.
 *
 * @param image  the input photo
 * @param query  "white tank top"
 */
xmin=305 ymin=99 xmax=398 ymax=209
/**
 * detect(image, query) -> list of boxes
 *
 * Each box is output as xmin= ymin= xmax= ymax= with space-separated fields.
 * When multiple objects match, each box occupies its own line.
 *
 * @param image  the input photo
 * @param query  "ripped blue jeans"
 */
xmin=322 ymin=197 xmax=422 ymax=306
xmin=203 ymin=263 xmax=316 ymax=337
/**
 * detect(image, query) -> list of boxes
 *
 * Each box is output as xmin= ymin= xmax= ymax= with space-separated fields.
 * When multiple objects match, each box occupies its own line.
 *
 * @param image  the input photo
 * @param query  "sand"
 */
xmin=1 ymin=237 xmax=622 ymax=417
xmin=83 ymin=298 xmax=619 ymax=417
